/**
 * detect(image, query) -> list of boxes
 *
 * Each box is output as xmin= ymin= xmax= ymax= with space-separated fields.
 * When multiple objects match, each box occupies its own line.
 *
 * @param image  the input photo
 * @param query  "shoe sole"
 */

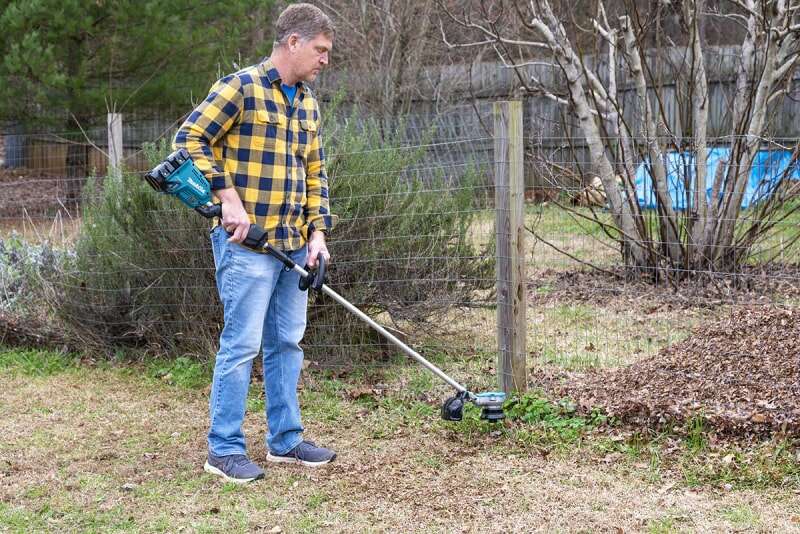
xmin=266 ymin=452 xmax=336 ymax=467
xmin=203 ymin=461 xmax=264 ymax=483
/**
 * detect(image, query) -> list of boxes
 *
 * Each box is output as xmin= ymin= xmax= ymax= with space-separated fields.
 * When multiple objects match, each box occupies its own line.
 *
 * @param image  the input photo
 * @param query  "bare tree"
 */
xmin=440 ymin=0 xmax=800 ymax=278
xmin=317 ymin=0 xmax=443 ymax=118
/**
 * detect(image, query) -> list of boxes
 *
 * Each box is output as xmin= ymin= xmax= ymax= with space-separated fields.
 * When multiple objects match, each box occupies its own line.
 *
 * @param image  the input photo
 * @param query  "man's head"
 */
xmin=272 ymin=3 xmax=335 ymax=84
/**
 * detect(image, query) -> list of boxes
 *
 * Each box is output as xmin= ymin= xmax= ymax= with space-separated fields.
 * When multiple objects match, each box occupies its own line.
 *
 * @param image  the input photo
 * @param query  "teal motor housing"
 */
xmin=144 ymin=148 xmax=212 ymax=209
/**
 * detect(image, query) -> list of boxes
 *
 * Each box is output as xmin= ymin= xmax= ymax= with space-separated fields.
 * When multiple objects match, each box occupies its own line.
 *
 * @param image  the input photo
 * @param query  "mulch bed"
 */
xmin=548 ymin=306 xmax=800 ymax=437
xmin=530 ymin=265 xmax=800 ymax=310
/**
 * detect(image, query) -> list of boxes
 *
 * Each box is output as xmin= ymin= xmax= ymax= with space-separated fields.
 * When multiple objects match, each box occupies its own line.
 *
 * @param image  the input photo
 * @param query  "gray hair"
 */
xmin=274 ymin=3 xmax=335 ymax=46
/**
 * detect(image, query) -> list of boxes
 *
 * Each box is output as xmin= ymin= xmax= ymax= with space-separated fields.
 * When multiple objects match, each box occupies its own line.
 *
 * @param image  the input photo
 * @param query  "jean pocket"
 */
xmin=210 ymin=226 xmax=229 ymax=269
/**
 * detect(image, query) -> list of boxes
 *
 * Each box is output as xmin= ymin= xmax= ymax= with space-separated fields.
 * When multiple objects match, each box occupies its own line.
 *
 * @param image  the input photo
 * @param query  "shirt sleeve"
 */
xmin=305 ymin=103 xmax=338 ymax=234
xmin=172 ymin=74 xmax=243 ymax=190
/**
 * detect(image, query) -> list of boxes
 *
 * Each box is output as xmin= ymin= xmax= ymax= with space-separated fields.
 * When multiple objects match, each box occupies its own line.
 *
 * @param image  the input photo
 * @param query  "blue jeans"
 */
xmin=208 ymin=226 xmax=308 ymax=456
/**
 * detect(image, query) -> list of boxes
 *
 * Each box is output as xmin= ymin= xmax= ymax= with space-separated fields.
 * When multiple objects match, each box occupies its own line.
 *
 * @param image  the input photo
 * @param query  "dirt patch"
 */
xmin=550 ymin=306 xmax=800 ymax=437
xmin=0 ymin=168 xmax=73 ymax=218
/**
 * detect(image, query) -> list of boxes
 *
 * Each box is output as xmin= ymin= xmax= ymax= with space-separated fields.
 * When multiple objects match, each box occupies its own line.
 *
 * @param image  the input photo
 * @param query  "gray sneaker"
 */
xmin=267 ymin=440 xmax=336 ymax=467
xmin=204 ymin=453 xmax=265 ymax=483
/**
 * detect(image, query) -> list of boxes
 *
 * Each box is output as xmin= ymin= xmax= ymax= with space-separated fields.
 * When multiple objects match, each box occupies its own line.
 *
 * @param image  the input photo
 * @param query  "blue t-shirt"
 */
xmin=281 ymin=83 xmax=298 ymax=114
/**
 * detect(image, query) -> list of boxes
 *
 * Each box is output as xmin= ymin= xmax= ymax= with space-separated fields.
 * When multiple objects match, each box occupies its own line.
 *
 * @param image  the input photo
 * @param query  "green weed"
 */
xmin=505 ymin=392 xmax=606 ymax=441
xmin=293 ymin=514 xmax=322 ymax=533
xmin=685 ymin=415 xmax=709 ymax=454
xmin=0 ymin=502 xmax=48 ymax=532
xmin=247 ymin=395 xmax=265 ymax=414
xmin=646 ymin=516 xmax=679 ymax=534
xmin=678 ymin=438 xmax=800 ymax=489
xmin=148 ymin=356 xmax=210 ymax=389
xmin=720 ymin=505 xmax=760 ymax=529
xmin=306 ymin=491 xmax=328 ymax=510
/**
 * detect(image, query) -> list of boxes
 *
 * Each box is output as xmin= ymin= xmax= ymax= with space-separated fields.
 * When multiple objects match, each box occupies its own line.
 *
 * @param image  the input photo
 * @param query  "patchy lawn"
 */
xmin=2 ymin=349 xmax=800 ymax=533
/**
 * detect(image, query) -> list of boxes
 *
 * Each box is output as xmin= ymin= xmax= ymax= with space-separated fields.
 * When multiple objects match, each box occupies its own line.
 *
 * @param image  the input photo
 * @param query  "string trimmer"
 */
xmin=144 ymin=148 xmax=506 ymax=422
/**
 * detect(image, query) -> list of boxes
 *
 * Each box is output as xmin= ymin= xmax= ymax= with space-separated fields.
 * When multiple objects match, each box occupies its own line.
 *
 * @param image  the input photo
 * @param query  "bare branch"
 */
xmin=526 ymin=224 xmax=624 ymax=279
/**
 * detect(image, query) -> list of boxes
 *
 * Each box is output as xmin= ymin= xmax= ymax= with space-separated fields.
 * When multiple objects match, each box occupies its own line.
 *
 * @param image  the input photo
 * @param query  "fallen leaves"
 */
xmin=554 ymin=306 xmax=800 ymax=438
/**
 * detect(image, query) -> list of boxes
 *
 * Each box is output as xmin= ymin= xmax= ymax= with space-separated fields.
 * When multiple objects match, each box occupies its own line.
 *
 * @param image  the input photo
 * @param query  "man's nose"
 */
xmin=320 ymin=53 xmax=329 ymax=65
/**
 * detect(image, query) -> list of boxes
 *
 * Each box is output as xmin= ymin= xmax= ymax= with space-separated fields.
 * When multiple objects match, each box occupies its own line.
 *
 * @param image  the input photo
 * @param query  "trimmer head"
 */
xmin=473 ymin=391 xmax=506 ymax=422
xmin=441 ymin=391 xmax=506 ymax=422
xmin=441 ymin=391 xmax=468 ymax=421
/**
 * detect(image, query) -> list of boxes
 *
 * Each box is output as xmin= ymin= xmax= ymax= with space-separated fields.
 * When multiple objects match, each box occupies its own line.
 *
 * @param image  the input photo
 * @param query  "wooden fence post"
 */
xmin=107 ymin=112 xmax=123 ymax=175
xmin=494 ymin=100 xmax=527 ymax=395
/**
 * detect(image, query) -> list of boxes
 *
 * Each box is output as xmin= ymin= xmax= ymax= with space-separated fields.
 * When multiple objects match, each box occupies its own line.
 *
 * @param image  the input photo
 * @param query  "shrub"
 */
xmin=0 ymin=232 xmax=75 ymax=349
xmin=305 ymin=115 xmax=494 ymax=362
xmin=55 ymin=140 xmax=220 ymax=353
xmin=55 ymin=114 xmax=493 ymax=361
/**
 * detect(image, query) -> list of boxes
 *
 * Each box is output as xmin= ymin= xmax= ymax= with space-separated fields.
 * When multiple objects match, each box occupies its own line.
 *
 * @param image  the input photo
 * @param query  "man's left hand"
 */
xmin=307 ymin=231 xmax=330 ymax=268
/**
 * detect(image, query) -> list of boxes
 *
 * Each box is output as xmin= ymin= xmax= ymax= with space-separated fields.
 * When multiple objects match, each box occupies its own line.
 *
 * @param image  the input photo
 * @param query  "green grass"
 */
xmin=526 ymin=204 xmax=614 ymax=240
xmin=678 ymin=438 xmax=800 ymax=489
xmin=530 ymin=303 xmax=699 ymax=369
xmin=720 ymin=504 xmax=761 ymax=529
xmin=1 ymin=345 xmax=799 ymax=531
xmin=145 ymin=356 xmax=211 ymax=389
xmin=0 ymin=502 xmax=49 ymax=533
xmin=0 ymin=346 xmax=213 ymax=389
xmin=1 ymin=343 xmax=795 ymax=498
xmin=0 ymin=347 xmax=76 ymax=376
xmin=646 ymin=515 xmax=686 ymax=534
xmin=523 ymin=200 xmax=800 ymax=272
xmin=0 ymin=501 xmax=139 ymax=533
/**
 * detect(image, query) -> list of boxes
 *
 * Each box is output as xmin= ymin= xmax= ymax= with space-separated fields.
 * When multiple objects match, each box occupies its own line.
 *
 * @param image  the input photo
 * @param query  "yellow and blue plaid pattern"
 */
xmin=173 ymin=58 xmax=336 ymax=251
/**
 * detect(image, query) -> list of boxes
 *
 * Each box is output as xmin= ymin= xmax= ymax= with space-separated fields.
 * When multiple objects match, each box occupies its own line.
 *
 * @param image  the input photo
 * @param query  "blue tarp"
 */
xmin=634 ymin=148 xmax=800 ymax=210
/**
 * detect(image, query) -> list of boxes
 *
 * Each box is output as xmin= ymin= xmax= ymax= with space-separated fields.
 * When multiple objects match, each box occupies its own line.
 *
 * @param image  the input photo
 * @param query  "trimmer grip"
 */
xmin=299 ymin=253 xmax=326 ymax=292
xmin=221 ymin=224 xmax=297 ymax=269
xmin=241 ymin=225 xmax=269 ymax=250
xmin=220 ymin=222 xmax=268 ymax=250
xmin=195 ymin=204 xmax=222 ymax=219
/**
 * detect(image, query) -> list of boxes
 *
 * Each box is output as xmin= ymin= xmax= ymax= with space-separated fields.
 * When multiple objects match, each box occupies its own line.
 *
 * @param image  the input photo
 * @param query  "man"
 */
xmin=173 ymin=3 xmax=337 ymax=483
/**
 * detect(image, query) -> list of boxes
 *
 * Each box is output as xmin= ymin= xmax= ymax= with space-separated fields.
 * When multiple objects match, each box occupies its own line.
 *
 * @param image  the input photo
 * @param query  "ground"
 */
xmin=2 ymin=204 xmax=800 ymax=532
xmin=1 ymin=349 xmax=799 ymax=533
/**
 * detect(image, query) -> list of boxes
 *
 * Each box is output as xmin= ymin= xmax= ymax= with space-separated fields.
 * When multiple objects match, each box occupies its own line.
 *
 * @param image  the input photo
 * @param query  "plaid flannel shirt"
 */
xmin=173 ymin=58 xmax=337 ymax=251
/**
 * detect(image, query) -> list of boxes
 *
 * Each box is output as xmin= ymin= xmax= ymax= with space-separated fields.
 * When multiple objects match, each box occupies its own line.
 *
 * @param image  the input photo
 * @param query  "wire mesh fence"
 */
xmin=525 ymin=132 xmax=800 ymax=371
xmin=3 ymin=103 xmax=800 ymax=391
xmin=0 ymin=108 xmax=504 ymax=390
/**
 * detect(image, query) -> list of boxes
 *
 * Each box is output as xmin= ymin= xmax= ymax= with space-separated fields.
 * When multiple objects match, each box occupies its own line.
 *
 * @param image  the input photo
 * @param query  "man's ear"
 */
xmin=287 ymin=34 xmax=299 ymax=51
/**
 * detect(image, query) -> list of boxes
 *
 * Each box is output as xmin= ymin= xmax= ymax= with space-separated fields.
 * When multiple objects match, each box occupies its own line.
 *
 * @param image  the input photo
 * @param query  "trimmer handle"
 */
xmin=196 ymin=204 xmax=266 ymax=250
xmin=299 ymin=253 xmax=326 ymax=292
xmin=196 ymin=204 xmax=222 ymax=219
xmin=215 ymin=219 xmax=301 ymax=272
xmin=203 ymin=201 xmax=325 ymax=291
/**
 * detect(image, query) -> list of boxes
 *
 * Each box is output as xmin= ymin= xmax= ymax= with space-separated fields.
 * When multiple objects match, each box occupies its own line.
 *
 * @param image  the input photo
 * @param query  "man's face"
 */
xmin=289 ymin=33 xmax=333 ymax=83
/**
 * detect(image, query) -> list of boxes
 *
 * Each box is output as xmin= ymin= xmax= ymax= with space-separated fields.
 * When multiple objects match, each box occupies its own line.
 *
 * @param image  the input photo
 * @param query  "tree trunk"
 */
xmin=621 ymin=15 xmax=684 ymax=269
xmin=713 ymin=1 xmax=791 ymax=267
xmin=686 ymin=0 xmax=710 ymax=268
xmin=532 ymin=2 xmax=648 ymax=267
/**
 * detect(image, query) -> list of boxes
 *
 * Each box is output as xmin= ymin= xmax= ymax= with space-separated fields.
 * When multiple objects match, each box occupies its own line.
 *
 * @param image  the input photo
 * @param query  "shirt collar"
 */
xmin=258 ymin=57 xmax=308 ymax=93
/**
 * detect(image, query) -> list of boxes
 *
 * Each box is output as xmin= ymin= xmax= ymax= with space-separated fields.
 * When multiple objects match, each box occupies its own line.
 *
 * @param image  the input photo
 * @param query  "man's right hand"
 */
xmin=216 ymin=187 xmax=250 ymax=244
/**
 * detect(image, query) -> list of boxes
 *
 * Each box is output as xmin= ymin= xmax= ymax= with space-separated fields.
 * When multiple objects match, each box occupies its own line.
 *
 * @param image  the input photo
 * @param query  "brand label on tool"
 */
xmin=186 ymin=176 xmax=205 ymax=194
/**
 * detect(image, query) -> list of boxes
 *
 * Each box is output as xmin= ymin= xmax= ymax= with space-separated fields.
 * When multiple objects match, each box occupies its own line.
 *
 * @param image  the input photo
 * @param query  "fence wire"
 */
xmin=3 ymin=112 xmax=800 ymax=389
xmin=0 ymin=112 xmax=506 ymax=390
xmin=525 ymin=133 xmax=800 ymax=371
